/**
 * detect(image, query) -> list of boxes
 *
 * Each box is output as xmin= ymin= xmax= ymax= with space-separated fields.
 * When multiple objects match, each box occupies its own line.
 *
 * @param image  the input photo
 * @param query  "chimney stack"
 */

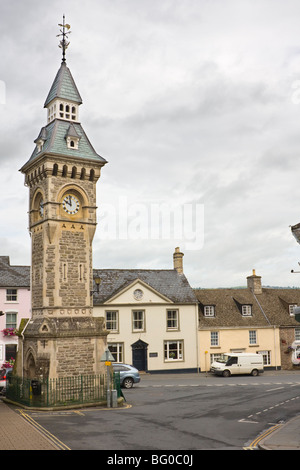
xmin=247 ymin=269 xmax=262 ymax=295
xmin=173 ymin=247 xmax=184 ymax=274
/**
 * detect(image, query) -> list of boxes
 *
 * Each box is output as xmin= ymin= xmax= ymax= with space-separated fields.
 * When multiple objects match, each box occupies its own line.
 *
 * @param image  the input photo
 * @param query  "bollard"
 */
xmin=111 ymin=389 xmax=117 ymax=408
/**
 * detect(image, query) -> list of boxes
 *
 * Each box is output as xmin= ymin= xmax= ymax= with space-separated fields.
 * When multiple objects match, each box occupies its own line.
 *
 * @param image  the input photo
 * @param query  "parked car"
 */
xmin=0 ymin=367 xmax=13 ymax=394
xmin=112 ymin=363 xmax=140 ymax=388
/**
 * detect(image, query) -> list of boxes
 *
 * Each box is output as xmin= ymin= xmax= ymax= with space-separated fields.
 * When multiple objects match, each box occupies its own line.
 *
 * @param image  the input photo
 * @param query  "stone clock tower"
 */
xmin=19 ymin=19 xmax=108 ymax=379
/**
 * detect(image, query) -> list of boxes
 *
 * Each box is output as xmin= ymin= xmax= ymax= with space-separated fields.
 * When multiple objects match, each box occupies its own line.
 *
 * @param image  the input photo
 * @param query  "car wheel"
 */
xmin=251 ymin=369 xmax=259 ymax=376
xmin=222 ymin=370 xmax=231 ymax=377
xmin=123 ymin=377 xmax=134 ymax=389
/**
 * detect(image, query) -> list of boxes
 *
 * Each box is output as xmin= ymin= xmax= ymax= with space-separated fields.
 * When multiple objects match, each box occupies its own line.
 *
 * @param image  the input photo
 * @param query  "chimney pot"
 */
xmin=173 ymin=247 xmax=184 ymax=274
xmin=247 ymin=270 xmax=262 ymax=294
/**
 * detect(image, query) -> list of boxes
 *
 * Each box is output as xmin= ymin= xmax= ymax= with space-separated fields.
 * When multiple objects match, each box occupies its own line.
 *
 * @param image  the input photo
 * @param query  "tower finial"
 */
xmin=57 ymin=15 xmax=71 ymax=63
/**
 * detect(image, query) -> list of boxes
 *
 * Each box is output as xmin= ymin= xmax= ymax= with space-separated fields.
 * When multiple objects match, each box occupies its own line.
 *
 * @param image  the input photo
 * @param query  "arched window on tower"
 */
xmin=71 ymin=166 xmax=77 ymax=179
xmin=52 ymin=164 xmax=58 ymax=176
xmin=71 ymin=106 xmax=76 ymax=120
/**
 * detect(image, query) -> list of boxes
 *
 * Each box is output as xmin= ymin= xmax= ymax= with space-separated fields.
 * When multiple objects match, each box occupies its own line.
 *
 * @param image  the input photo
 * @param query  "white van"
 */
xmin=211 ymin=353 xmax=264 ymax=377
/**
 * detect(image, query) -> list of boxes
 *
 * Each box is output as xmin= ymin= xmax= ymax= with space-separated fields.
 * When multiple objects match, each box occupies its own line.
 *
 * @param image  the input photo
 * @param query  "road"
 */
xmin=19 ymin=371 xmax=300 ymax=451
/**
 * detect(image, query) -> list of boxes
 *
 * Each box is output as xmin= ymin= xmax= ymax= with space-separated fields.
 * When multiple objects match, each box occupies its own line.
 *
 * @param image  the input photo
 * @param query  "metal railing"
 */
xmin=6 ymin=372 xmax=121 ymax=408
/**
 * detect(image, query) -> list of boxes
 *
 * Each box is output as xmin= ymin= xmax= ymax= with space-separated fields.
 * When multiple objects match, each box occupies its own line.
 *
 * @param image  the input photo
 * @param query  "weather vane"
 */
xmin=57 ymin=15 xmax=71 ymax=63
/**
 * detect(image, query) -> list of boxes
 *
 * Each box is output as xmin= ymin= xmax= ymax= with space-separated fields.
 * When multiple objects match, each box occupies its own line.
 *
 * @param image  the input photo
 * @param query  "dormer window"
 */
xmin=233 ymin=297 xmax=253 ymax=316
xmin=242 ymin=305 xmax=252 ymax=316
xmin=34 ymin=127 xmax=47 ymax=153
xmin=66 ymin=136 xmax=79 ymax=149
xmin=204 ymin=305 xmax=215 ymax=317
xmin=289 ymin=304 xmax=297 ymax=316
xmin=65 ymin=123 xmax=80 ymax=150
xmin=36 ymin=139 xmax=44 ymax=152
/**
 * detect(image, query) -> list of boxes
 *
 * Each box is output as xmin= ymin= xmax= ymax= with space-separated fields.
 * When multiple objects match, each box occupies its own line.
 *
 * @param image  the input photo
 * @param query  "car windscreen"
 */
xmin=216 ymin=354 xmax=229 ymax=363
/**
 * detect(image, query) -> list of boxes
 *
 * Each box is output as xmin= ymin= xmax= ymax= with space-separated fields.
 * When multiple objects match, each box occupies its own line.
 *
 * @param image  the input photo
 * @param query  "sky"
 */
xmin=1 ymin=0 xmax=300 ymax=288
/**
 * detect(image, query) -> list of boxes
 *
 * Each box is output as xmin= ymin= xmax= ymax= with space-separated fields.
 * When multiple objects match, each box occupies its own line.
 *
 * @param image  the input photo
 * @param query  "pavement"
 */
xmin=0 ymin=399 xmax=67 ymax=450
xmin=258 ymin=415 xmax=300 ymax=450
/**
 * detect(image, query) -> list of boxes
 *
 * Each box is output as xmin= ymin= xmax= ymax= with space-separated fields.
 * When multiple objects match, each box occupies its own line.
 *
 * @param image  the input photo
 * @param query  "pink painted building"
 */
xmin=0 ymin=257 xmax=31 ymax=368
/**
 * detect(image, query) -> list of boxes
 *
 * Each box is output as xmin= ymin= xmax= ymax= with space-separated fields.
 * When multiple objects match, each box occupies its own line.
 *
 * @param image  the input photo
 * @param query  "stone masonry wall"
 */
xmin=280 ymin=327 xmax=295 ymax=370
xmin=32 ymin=231 xmax=43 ymax=309
xmin=59 ymin=230 xmax=88 ymax=307
xmin=56 ymin=337 xmax=95 ymax=376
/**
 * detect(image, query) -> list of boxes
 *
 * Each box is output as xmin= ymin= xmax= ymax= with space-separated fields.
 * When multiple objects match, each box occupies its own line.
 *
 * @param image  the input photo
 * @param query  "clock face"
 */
xmin=62 ymin=194 xmax=80 ymax=215
xmin=133 ymin=289 xmax=143 ymax=300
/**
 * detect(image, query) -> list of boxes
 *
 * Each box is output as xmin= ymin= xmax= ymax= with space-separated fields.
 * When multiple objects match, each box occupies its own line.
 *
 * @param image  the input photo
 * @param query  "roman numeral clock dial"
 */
xmin=62 ymin=194 xmax=80 ymax=215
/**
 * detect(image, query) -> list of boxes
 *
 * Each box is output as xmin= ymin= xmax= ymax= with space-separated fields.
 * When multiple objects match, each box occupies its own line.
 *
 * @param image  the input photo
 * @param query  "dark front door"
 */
xmin=131 ymin=340 xmax=148 ymax=371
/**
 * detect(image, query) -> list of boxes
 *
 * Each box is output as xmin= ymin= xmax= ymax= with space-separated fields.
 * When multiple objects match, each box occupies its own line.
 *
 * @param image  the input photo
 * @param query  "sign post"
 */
xmin=101 ymin=348 xmax=115 ymax=407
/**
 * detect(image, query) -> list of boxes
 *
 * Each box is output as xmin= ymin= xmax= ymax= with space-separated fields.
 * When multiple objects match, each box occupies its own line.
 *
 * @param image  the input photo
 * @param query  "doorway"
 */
xmin=131 ymin=340 xmax=148 ymax=371
xmin=25 ymin=352 xmax=36 ymax=379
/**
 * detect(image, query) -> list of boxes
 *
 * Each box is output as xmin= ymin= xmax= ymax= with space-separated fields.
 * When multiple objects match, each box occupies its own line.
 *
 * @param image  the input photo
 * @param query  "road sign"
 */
xmin=100 ymin=348 xmax=115 ymax=362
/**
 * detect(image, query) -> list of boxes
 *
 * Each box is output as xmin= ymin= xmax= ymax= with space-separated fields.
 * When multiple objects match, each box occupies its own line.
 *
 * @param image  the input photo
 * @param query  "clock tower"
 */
xmin=19 ymin=18 xmax=108 ymax=379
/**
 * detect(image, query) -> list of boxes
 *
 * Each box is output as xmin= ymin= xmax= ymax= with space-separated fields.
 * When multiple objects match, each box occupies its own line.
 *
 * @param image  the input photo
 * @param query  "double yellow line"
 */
xmin=17 ymin=403 xmax=131 ymax=450
xmin=18 ymin=409 xmax=71 ymax=450
xmin=244 ymin=423 xmax=283 ymax=450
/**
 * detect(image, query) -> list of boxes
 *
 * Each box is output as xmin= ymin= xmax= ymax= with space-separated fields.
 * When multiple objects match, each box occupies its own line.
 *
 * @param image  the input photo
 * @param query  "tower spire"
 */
xmin=57 ymin=15 xmax=71 ymax=63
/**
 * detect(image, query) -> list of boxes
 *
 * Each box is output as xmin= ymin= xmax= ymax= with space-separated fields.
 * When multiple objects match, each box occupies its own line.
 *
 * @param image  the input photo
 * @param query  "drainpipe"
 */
xmin=195 ymin=303 xmax=200 ymax=374
xmin=273 ymin=325 xmax=278 ymax=371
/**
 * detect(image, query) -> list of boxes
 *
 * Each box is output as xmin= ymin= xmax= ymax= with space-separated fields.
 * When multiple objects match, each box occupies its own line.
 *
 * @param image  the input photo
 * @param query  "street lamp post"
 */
xmin=90 ymin=276 xmax=101 ymax=296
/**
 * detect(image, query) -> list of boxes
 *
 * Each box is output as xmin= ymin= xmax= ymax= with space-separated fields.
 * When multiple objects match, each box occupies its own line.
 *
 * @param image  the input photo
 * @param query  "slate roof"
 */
xmin=92 ymin=269 xmax=198 ymax=305
xmin=254 ymin=288 xmax=300 ymax=327
xmin=21 ymin=61 xmax=107 ymax=170
xmin=44 ymin=62 xmax=82 ymax=107
xmin=27 ymin=119 xmax=107 ymax=165
xmin=0 ymin=257 xmax=30 ymax=288
xmin=195 ymin=287 xmax=300 ymax=328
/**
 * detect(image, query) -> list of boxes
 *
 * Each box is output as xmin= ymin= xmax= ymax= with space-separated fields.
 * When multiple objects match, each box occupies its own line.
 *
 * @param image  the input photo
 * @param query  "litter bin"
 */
xmin=31 ymin=380 xmax=41 ymax=396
